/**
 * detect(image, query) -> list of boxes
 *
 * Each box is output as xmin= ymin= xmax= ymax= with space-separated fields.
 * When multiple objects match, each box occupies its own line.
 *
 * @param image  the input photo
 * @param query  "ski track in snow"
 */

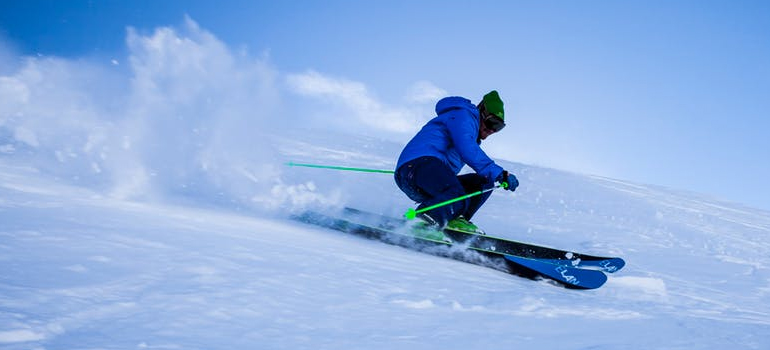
xmin=1 ymin=134 xmax=770 ymax=349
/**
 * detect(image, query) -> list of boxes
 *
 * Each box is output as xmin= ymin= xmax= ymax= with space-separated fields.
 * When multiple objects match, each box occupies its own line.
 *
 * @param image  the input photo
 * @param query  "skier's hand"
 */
xmin=498 ymin=170 xmax=519 ymax=192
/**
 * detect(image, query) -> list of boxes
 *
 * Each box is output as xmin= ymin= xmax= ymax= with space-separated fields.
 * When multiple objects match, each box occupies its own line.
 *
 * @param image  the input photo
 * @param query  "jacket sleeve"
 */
xmin=444 ymin=109 xmax=504 ymax=183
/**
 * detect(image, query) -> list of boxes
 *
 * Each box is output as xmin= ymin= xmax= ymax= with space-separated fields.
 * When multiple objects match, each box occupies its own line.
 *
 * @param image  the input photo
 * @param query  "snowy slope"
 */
xmin=2 ymin=130 xmax=770 ymax=350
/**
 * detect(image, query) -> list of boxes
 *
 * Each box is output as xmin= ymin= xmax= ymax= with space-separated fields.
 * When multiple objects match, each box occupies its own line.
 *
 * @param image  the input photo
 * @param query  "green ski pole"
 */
xmin=404 ymin=183 xmax=508 ymax=220
xmin=286 ymin=161 xmax=509 ymax=220
xmin=285 ymin=162 xmax=395 ymax=174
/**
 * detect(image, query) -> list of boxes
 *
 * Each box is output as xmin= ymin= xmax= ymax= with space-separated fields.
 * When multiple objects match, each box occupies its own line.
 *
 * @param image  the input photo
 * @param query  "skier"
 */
xmin=394 ymin=90 xmax=519 ymax=233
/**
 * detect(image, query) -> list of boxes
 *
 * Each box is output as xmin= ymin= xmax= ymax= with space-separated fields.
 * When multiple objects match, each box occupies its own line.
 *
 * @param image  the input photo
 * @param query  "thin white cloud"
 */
xmin=405 ymin=80 xmax=447 ymax=104
xmin=285 ymin=70 xmax=423 ymax=133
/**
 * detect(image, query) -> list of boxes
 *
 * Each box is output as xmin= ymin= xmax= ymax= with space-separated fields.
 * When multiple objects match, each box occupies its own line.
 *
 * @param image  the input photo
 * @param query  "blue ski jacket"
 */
xmin=396 ymin=96 xmax=504 ymax=183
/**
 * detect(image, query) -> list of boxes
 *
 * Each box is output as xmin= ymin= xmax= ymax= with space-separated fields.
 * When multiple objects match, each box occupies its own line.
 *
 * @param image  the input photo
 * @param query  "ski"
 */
xmin=341 ymin=207 xmax=625 ymax=273
xmin=504 ymin=255 xmax=607 ymax=289
xmin=293 ymin=209 xmax=609 ymax=289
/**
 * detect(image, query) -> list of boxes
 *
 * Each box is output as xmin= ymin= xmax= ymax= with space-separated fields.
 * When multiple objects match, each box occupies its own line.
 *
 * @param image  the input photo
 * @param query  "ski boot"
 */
xmin=446 ymin=216 xmax=485 ymax=235
xmin=410 ymin=213 xmax=449 ymax=242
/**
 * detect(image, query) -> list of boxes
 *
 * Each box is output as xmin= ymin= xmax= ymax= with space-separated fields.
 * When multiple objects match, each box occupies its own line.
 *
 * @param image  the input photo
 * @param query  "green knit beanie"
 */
xmin=482 ymin=90 xmax=504 ymax=120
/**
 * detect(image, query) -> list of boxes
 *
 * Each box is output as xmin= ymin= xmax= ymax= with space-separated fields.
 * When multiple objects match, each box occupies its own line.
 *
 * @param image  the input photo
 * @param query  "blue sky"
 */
xmin=1 ymin=0 xmax=769 ymax=210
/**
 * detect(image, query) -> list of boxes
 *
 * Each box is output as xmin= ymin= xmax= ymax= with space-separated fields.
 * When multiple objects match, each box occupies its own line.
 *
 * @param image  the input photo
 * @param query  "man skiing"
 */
xmin=394 ymin=90 xmax=519 ymax=233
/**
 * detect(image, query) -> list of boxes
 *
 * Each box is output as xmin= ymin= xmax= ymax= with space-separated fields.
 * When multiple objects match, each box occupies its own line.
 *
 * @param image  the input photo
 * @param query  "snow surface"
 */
xmin=1 ymin=129 xmax=770 ymax=350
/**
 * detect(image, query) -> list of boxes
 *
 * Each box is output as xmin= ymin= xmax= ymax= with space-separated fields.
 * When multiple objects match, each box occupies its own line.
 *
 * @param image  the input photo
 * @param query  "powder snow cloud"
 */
xmin=0 ymin=17 xmax=440 ymax=211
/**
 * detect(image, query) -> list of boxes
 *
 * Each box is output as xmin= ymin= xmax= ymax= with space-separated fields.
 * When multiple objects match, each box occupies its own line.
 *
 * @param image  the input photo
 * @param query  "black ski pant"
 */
xmin=394 ymin=156 xmax=493 ymax=226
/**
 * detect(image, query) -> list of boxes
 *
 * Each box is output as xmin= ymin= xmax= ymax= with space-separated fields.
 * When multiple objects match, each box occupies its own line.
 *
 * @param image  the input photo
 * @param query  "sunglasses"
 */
xmin=483 ymin=113 xmax=506 ymax=132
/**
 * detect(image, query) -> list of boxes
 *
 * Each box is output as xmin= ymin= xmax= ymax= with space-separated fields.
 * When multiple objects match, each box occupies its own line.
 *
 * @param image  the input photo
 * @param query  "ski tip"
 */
xmin=404 ymin=208 xmax=417 ymax=220
xmin=504 ymin=255 xmax=608 ymax=290
xmin=598 ymin=257 xmax=626 ymax=273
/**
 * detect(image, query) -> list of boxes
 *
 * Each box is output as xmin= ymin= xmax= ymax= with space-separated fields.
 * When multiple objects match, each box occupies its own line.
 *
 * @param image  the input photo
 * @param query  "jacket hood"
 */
xmin=435 ymin=96 xmax=478 ymax=116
